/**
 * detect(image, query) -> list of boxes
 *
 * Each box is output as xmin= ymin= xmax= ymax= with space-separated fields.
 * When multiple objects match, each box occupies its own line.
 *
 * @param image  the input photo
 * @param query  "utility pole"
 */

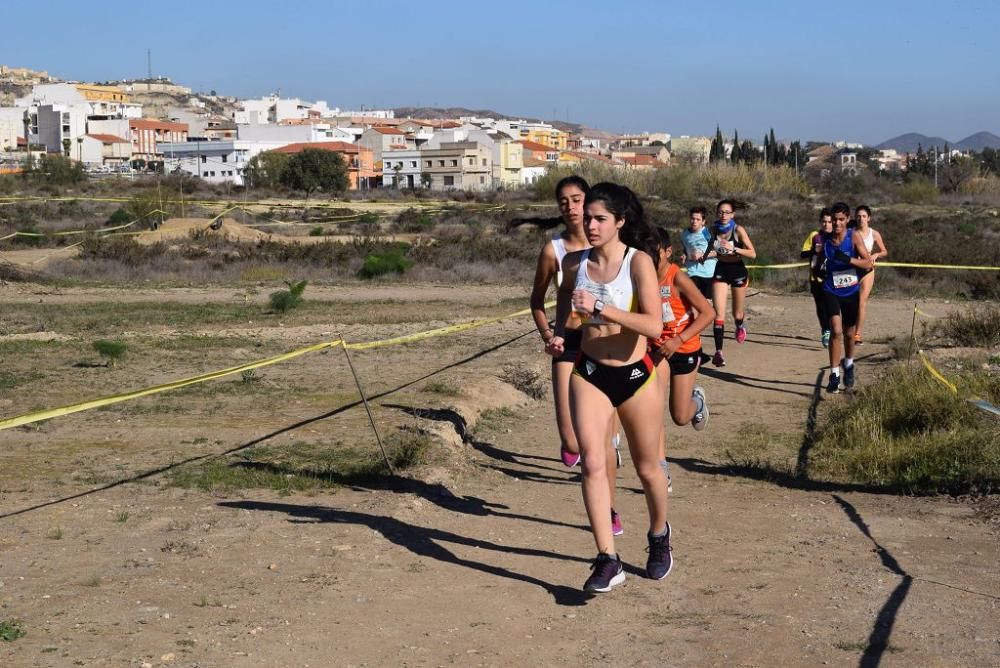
xmin=934 ymin=145 xmax=938 ymax=189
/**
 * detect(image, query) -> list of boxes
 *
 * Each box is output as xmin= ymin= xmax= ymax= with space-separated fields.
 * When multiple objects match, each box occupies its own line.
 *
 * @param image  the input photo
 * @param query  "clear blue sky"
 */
xmin=4 ymin=0 xmax=998 ymax=145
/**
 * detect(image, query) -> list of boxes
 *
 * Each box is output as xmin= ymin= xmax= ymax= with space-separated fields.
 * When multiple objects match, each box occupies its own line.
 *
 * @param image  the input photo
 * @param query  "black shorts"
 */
xmin=649 ymin=347 xmax=702 ymax=375
xmin=822 ymin=290 xmax=860 ymax=330
xmin=714 ymin=261 xmax=749 ymax=287
xmin=553 ymin=329 xmax=582 ymax=364
xmin=573 ymin=351 xmax=655 ymax=407
xmin=689 ymin=275 xmax=715 ymax=300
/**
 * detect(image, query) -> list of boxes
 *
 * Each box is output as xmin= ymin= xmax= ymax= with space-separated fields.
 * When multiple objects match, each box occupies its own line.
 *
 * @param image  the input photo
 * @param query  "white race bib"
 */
xmin=832 ymin=270 xmax=858 ymax=289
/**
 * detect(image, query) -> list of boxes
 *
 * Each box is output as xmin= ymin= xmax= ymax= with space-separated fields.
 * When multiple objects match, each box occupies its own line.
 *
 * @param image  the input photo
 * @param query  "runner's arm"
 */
xmin=530 ymin=243 xmax=557 ymax=342
xmin=734 ymin=225 xmax=756 ymax=260
xmin=574 ymin=252 xmax=662 ymax=339
xmin=674 ymin=270 xmax=716 ymax=336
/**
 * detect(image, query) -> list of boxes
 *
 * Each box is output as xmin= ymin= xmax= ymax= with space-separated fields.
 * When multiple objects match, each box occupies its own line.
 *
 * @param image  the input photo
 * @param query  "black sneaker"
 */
xmin=645 ymin=523 xmax=673 ymax=580
xmin=583 ymin=553 xmax=625 ymax=593
xmin=826 ymin=371 xmax=841 ymax=394
xmin=843 ymin=362 xmax=856 ymax=390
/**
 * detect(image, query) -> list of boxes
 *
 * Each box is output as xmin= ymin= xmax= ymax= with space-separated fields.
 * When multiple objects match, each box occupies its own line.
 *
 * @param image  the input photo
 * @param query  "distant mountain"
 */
xmin=955 ymin=131 xmax=1000 ymax=151
xmin=394 ymin=106 xmax=520 ymax=121
xmin=877 ymin=131 xmax=1000 ymax=153
xmin=876 ymin=133 xmax=951 ymax=153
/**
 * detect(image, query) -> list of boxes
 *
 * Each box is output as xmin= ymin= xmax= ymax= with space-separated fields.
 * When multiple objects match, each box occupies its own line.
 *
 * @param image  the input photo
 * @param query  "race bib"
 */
xmin=832 ymin=270 xmax=858 ymax=289
xmin=661 ymin=302 xmax=676 ymax=323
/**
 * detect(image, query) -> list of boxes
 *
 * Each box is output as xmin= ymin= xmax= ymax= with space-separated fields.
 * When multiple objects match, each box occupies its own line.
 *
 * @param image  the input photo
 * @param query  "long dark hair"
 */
xmin=507 ymin=175 xmax=590 ymax=231
xmin=649 ymin=226 xmax=672 ymax=270
xmin=584 ymin=182 xmax=657 ymax=261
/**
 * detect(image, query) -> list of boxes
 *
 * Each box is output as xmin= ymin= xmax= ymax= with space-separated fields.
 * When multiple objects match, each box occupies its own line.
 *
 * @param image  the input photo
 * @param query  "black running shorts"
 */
xmin=714 ymin=261 xmax=749 ymax=287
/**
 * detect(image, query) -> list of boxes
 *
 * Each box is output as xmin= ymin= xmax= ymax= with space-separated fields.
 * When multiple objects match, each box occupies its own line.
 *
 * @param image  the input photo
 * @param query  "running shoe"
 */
xmin=735 ymin=325 xmax=747 ymax=343
xmin=821 ymin=330 xmax=831 ymax=348
xmin=699 ymin=351 xmax=713 ymax=367
xmin=660 ymin=458 xmax=673 ymax=493
xmin=691 ymin=386 xmax=709 ymax=432
xmin=612 ymin=432 xmax=622 ymax=468
xmin=583 ymin=553 xmax=625 ymax=593
xmin=854 ymin=333 xmax=864 ymax=346
xmin=645 ymin=523 xmax=673 ymax=580
xmin=712 ymin=350 xmax=726 ymax=367
xmin=611 ymin=509 xmax=624 ymax=536
xmin=560 ymin=445 xmax=581 ymax=468
xmin=843 ymin=362 xmax=856 ymax=390
xmin=826 ymin=371 xmax=841 ymax=395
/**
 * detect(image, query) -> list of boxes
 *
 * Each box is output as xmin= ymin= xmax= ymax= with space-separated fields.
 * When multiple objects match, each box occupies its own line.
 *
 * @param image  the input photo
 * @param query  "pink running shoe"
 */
xmin=560 ymin=445 xmax=581 ymax=468
xmin=735 ymin=324 xmax=747 ymax=343
xmin=611 ymin=509 xmax=624 ymax=536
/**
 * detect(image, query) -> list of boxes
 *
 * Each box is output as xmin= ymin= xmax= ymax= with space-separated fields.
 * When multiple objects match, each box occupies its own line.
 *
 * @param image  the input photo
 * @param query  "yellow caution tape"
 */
xmin=914 ymin=306 xmax=945 ymax=319
xmin=878 ymin=261 xmax=1000 ymax=271
xmin=918 ymin=350 xmax=1000 ymax=417
xmin=0 ymin=301 xmax=553 ymax=431
xmin=746 ymin=262 xmax=809 ymax=269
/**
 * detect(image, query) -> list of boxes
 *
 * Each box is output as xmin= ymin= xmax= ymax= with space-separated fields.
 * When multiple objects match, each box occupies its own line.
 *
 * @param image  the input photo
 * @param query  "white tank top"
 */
xmin=861 ymin=228 xmax=875 ymax=253
xmin=551 ymin=234 xmax=568 ymax=288
xmin=574 ymin=247 xmax=638 ymax=325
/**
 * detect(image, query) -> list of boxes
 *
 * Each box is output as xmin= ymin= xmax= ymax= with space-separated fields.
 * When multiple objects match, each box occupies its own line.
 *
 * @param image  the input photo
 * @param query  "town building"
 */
xmin=669 ymin=136 xmax=712 ymax=164
xmin=420 ymin=141 xmax=493 ymax=191
xmin=272 ymin=141 xmax=376 ymax=189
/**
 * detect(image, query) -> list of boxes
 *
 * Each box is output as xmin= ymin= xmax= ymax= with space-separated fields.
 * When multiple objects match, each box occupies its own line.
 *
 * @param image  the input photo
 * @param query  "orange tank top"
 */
xmin=651 ymin=264 xmax=701 ymax=353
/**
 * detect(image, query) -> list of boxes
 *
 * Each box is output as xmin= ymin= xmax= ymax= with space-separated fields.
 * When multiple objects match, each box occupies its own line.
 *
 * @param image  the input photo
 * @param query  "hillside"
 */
xmin=955 ymin=131 xmax=1000 ymax=151
xmin=876 ymin=132 xmax=951 ymax=153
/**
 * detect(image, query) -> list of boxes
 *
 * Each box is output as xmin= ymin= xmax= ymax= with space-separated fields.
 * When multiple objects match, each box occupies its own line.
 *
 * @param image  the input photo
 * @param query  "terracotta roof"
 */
xmin=87 ymin=133 xmax=129 ymax=143
xmin=522 ymin=156 xmax=549 ymax=168
xmin=517 ymin=139 xmax=557 ymax=153
xmin=272 ymin=141 xmax=364 ymax=154
xmin=561 ymin=150 xmax=615 ymax=164
xmin=621 ymin=155 xmax=663 ymax=167
xmin=130 ymin=118 xmax=188 ymax=131
xmin=369 ymin=126 xmax=405 ymax=135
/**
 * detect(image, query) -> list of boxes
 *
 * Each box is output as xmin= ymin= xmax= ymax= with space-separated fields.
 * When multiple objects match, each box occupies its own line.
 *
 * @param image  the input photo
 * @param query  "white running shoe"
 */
xmin=692 ymin=386 xmax=709 ymax=431
xmin=612 ymin=432 xmax=622 ymax=468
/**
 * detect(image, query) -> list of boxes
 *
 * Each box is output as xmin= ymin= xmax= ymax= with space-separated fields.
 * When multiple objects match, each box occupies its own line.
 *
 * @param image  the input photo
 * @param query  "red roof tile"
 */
xmin=87 ymin=134 xmax=129 ymax=143
xmin=272 ymin=141 xmax=364 ymax=154
xmin=517 ymin=139 xmax=557 ymax=153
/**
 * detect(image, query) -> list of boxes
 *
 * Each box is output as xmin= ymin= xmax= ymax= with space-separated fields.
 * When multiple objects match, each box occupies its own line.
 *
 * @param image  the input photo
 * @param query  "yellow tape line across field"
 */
xmin=744 ymin=261 xmax=1000 ymax=271
xmin=0 ymin=303 xmax=549 ymax=432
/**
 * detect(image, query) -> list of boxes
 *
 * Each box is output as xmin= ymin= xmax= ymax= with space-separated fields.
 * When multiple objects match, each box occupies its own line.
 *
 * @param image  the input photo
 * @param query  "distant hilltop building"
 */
xmin=114 ymin=78 xmax=192 ymax=96
xmin=0 ymin=65 xmax=55 ymax=84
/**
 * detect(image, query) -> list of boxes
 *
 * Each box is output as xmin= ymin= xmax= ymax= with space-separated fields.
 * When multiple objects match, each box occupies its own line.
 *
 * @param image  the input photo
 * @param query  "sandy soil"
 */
xmin=1 ymin=288 xmax=998 ymax=667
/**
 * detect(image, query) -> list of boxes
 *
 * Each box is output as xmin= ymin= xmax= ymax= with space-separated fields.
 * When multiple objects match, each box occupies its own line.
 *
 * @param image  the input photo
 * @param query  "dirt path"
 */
xmin=1 ymin=292 xmax=998 ymax=667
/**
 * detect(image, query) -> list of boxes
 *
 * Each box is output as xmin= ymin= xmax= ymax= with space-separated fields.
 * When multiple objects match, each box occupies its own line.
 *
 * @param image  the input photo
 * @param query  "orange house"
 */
xmin=273 ymin=141 xmax=377 ymax=189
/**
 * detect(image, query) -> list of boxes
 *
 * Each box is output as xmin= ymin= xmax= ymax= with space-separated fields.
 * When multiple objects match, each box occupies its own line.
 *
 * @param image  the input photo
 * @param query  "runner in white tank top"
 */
xmin=852 ymin=205 xmax=888 ymax=345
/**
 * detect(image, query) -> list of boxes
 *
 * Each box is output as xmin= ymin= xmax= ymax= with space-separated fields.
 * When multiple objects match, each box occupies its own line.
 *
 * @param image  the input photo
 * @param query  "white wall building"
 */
xmin=158 ymin=139 xmax=291 ymax=185
xmin=381 ymin=148 xmax=422 ymax=188
xmin=237 ymin=95 xmax=334 ymax=125
xmin=0 ymin=107 xmax=24 ymax=151
xmin=237 ymin=123 xmax=354 ymax=144
xmin=79 ymin=134 xmax=131 ymax=167
xmin=31 ymin=104 xmax=88 ymax=155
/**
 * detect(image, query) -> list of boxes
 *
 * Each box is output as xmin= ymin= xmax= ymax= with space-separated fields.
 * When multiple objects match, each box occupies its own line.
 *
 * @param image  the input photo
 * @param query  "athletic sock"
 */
xmin=735 ymin=317 xmax=744 ymax=329
xmin=830 ymin=366 xmax=840 ymax=375
xmin=843 ymin=358 xmax=854 ymax=369
xmin=713 ymin=319 xmax=725 ymax=350
xmin=650 ymin=526 xmax=669 ymax=539
xmin=659 ymin=458 xmax=670 ymax=478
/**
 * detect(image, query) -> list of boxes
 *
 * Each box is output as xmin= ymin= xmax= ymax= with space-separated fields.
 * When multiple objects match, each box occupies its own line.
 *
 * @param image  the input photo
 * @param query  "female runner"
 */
xmin=851 ymin=204 xmax=888 ymax=345
xmin=547 ymin=182 xmax=671 ymax=593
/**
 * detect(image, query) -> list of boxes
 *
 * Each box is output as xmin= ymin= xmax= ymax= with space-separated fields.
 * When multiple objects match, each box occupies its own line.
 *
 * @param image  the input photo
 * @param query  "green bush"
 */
xmin=308 ymin=226 xmax=325 ymax=236
xmin=898 ymin=177 xmax=939 ymax=204
xmin=268 ymin=279 xmax=308 ymax=312
xmin=359 ymin=248 xmax=413 ymax=278
xmin=106 ymin=207 xmax=132 ymax=227
xmin=358 ymin=212 xmax=380 ymax=224
xmin=810 ymin=365 xmax=1000 ymax=493
xmin=0 ymin=619 xmax=25 ymax=642
xmin=929 ymin=304 xmax=1000 ymax=347
xmin=92 ymin=339 xmax=127 ymax=367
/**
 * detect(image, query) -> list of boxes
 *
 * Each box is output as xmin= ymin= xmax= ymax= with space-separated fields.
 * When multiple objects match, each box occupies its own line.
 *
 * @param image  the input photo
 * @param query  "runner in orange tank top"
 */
xmin=648 ymin=228 xmax=716 ymax=485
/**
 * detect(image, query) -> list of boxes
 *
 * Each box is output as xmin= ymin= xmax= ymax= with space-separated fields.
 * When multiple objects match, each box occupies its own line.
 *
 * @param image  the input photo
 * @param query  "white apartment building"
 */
xmin=236 ymin=95 xmax=333 ymax=125
xmin=79 ymin=134 xmax=131 ymax=167
xmin=31 ymin=104 xmax=88 ymax=156
xmin=237 ymin=123 xmax=354 ymax=144
xmin=158 ymin=139 xmax=289 ymax=185
xmin=381 ymin=148 xmax=422 ymax=188
xmin=0 ymin=107 xmax=24 ymax=151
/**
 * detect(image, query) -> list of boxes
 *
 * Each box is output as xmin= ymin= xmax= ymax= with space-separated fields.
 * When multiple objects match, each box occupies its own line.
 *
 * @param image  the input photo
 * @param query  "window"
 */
xmin=482 ymin=158 xmax=487 ymax=166
xmin=221 ymin=155 xmax=228 ymax=162
xmin=480 ymin=176 xmax=485 ymax=184
xmin=443 ymin=175 xmax=454 ymax=186
xmin=203 ymin=171 xmax=208 ymax=177
xmin=438 ymin=160 xmax=444 ymax=167
xmin=201 ymin=155 xmax=207 ymax=163
xmin=410 ymin=161 xmax=416 ymax=168
xmin=426 ymin=160 xmax=432 ymax=167
xmin=210 ymin=171 xmax=216 ymax=176
xmin=451 ymin=160 xmax=458 ymax=167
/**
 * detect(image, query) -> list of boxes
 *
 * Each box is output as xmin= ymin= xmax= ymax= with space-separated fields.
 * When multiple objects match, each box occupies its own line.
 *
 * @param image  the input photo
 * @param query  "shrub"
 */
xmin=92 ymin=339 xmax=127 ymax=367
xmin=358 ymin=248 xmax=413 ymax=278
xmin=499 ymin=363 xmax=546 ymax=400
xmin=898 ymin=177 xmax=939 ymax=205
xmin=0 ymin=619 xmax=26 ymax=642
xmin=929 ymin=304 xmax=1000 ymax=347
xmin=268 ymin=279 xmax=307 ymax=312
xmin=106 ymin=207 xmax=132 ymax=227
xmin=358 ymin=212 xmax=379 ymax=224
xmin=308 ymin=226 xmax=325 ymax=236
xmin=810 ymin=365 xmax=1000 ymax=494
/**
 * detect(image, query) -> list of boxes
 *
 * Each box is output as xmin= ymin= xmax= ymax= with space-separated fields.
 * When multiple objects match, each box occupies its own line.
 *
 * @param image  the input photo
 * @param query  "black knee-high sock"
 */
xmin=713 ymin=319 xmax=725 ymax=351
xmin=735 ymin=316 xmax=744 ymax=329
